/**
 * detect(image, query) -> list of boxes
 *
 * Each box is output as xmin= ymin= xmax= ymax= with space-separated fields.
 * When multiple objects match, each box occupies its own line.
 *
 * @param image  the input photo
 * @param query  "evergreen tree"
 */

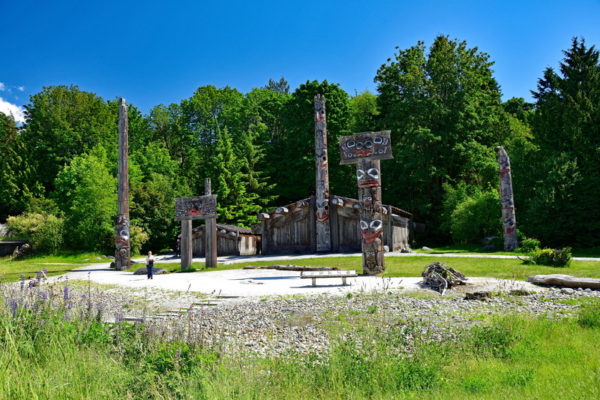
xmin=209 ymin=127 xmax=262 ymax=226
xmin=272 ymin=80 xmax=352 ymax=203
xmin=524 ymin=37 xmax=600 ymax=246
xmin=265 ymin=77 xmax=290 ymax=94
xmin=0 ymin=114 xmax=40 ymax=220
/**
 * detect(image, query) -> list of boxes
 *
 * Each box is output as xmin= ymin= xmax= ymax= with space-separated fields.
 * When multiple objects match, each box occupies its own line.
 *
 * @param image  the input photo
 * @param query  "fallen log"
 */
xmin=527 ymin=274 xmax=600 ymax=290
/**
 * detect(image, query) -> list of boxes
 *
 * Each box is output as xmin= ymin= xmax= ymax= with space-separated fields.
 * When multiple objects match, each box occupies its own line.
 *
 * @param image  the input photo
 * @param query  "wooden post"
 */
xmin=497 ymin=146 xmax=518 ymax=251
xmin=115 ymin=98 xmax=131 ymax=270
xmin=181 ymin=220 xmax=192 ymax=269
xmin=205 ymin=178 xmax=217 ymax=268
xmin=339 ymin=131 xmax=393 ymax=275
xmin=314 ymin=95 xmax=332 ymax=252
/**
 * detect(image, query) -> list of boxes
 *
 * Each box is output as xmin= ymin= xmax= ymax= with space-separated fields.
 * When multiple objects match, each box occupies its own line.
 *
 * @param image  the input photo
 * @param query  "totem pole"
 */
xmin=340 ymin=131 xmax=393 ymax=274
xmin=496 ymin=146 xmax=518 ymax=251
xmin=204 ymin=178 xmax=217 ymax=268
xmin=115 ymin=98 xmax=131 ymax=270
xmin=314 ymin=94 xmax=331 ymax=252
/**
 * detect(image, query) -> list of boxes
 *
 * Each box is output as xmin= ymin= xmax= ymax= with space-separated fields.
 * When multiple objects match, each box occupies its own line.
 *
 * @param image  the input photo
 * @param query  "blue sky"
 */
xmin=1 ymin=0 xmax=599 ymax=121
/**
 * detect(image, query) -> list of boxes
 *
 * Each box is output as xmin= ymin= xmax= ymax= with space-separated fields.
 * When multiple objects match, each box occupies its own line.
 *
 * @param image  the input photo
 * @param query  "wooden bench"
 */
xmin=300 ymin=270 xmax=358 ymax=286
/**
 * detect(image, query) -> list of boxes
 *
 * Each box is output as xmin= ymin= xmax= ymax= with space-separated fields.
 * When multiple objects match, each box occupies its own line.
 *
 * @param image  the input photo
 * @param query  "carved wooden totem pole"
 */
xmin=314 ymin=95 xmax=332 ymax=252
xmin=175 ymin=189 xmax=218 ymax=270
xmin=340 ymin=131 xmax=393 ymax=274
xmin=115 ymin=98 xmax=131 ymax=270
xmin=204 ymin=178 xmax=217 ymax=268
xmin=496 ymin=146 xmax=518 ymax=251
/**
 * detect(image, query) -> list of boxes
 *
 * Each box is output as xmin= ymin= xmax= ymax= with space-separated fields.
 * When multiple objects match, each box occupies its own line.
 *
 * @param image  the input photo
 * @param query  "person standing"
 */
xmin=146 ymin=251 xmax=155 ymax=280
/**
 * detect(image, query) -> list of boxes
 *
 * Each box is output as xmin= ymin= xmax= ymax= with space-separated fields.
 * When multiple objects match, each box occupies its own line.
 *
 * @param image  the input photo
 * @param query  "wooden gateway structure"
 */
xmin=257 ymin=95 xmax=413 ymax=255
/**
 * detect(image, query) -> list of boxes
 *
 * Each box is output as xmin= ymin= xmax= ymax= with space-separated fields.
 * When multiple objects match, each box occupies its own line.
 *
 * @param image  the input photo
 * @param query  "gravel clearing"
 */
xmin=50 ymin=279 xmax=599 ymax=358
xmin=12 ymin=257 xmax=600 ymax=358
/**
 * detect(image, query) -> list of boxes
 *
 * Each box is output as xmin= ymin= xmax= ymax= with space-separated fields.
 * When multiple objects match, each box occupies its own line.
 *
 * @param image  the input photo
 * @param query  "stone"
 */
xmin=465 ymin=292 xmax=492 ymax=301
xmin=422 ymin=246 xmax=433 ymax=251
xmin=133 ymin=267 xmax=169 ymax=275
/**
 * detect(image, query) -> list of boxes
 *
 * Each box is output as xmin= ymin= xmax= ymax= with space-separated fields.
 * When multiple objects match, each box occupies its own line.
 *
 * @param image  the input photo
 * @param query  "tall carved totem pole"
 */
xmin=115 ymin=98 xmax=131 ymax=270
xmin=340 ymin=131 xmax=393 ymax=274
xmin=314 ymin=95 xmax=332 ymax=252
xmin=496 ymin=146 xmax=518 ymax=251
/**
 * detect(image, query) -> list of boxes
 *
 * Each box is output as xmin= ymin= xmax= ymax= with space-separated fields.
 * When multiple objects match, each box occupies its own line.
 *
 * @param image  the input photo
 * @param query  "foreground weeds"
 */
xmin=1 ymin=282 xmax=599 ymax=399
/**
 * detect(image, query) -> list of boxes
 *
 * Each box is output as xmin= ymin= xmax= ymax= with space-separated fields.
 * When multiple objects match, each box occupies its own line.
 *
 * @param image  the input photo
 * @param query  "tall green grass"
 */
xmin=1 ymin=285 xmax=600 ymax=399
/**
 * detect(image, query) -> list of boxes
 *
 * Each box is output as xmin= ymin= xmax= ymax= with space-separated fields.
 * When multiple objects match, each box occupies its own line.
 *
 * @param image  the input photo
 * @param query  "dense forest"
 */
xmin=1 ymin=35 xmax=599 ymax=253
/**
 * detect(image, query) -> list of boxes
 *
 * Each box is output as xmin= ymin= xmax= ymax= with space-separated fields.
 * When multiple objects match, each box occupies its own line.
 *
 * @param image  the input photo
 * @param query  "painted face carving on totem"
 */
xmin=360 ymin=219 xmax=383 ymax=243
xmin=115 ymin=216 xmax=130 ymax=248
xmin=356 ymin=166 xmax=381 ymax=188
xmin=316 ymin=200 xmax=330 ymax=223
xmin=339 ymin=131 xmax=393 ymax=165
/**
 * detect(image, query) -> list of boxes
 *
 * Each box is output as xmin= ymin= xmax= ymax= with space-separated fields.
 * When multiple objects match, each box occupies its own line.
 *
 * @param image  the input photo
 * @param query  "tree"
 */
xmin=349 ymin=90 xmax=380 ymax=132
xmin=272 ymin=80 xmax=353 ymax=203
xmin=21 ymin=86 xmax=116 ymax=193
xmin=523 ymin=37 xmax=600 ymax=246
xmin=209 ymin=127 xmax=262 ymax=226
xmin=375 ymin=35 xmax=507 ymax=243
xmin=53 ymin=147 xmax=117 ymax=251
xmin=130 ymin=143 xmax=191 ymax=251
xmin=265 ymin=77 xmax=290 ymax=94
xmin=0 ymin=113 xmax=40 ymax=220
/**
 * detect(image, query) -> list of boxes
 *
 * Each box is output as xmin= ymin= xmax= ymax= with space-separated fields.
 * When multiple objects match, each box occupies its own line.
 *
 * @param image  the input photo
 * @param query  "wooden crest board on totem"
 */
xmin=339 ymin=131 xmax=393 ymax=165
xmin=339 ymin=130 xmax=394 ymax=275
xmin=175 ymin=195 xmax=217 ymax=221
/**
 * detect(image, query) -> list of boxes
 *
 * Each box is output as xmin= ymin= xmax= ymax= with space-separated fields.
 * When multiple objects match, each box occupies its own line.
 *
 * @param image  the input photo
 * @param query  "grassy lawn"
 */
xmin=416 ymin=244 xmax=600 ymax=258
xmin=0 ymin=253 xmax=111 ymax=282
xmin=159 ymin=255 xmax=600 ymax=281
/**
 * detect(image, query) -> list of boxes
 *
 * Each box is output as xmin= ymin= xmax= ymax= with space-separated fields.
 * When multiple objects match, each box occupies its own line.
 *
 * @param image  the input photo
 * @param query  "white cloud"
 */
xmin=0 ymin=97 xmax=26 ymax=123
xmin=17 ymin=86 xmax=24 ymax=92
xmin=0 ymin=82 xmax=5 ymax=91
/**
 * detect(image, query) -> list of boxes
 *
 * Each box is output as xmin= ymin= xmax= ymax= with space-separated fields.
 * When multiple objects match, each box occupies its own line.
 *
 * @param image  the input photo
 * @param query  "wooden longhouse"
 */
xmin=256 ymin=94 xmax=413 ymax=255
xmin=191 ymin=224 xmax=260 ymax=257
xmin=257 ymin=196 xmax=411 ymax=255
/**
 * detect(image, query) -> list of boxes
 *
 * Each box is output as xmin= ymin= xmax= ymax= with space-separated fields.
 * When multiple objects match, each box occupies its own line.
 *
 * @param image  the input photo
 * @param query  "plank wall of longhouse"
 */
xmin=191 ymin=225 xmax=259 ymax=257
xmin=258 ymin=197 xmax=314 ymax=254
xmin=330 ymin=196 xmax=361 ymax=252
xmin=389 ymin=205 xmax=411 ymax=251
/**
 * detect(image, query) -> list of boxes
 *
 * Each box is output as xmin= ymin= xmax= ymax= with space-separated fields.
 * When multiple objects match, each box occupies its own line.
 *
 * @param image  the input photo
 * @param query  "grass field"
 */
xmin=0 ymin=253 xmax=111 ymax=282
xmin=159 ymin=255 xmax=600 ymax=281
xmin=415 ymin=244 xmax=600 ymax=258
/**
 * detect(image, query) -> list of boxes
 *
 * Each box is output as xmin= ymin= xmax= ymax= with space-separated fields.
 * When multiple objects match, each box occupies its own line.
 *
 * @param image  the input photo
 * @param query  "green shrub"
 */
xmin=6 ymin=212 xmax=64 ymax=253
xmin=450 ymin=188 xmax=501 ymax=244
xmin=527 ymin=247 xmax=572 ymax=267
xmin=130 ymin=225 xmax=149 ymax=255
xmin=517 ymin=238 xmax=541 ymax=253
